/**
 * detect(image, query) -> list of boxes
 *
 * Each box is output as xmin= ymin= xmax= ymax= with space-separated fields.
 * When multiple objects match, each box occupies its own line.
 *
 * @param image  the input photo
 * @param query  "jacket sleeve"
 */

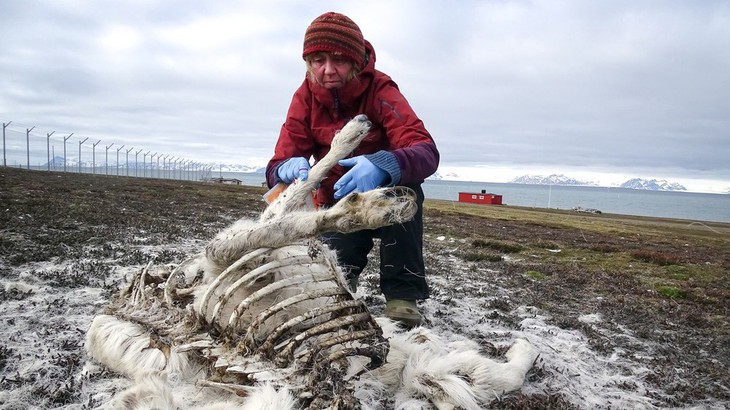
xmin=265 ymin=81 xmax=315 ymax=188
xmin=368 ymin=74 xmax=439 ymax=185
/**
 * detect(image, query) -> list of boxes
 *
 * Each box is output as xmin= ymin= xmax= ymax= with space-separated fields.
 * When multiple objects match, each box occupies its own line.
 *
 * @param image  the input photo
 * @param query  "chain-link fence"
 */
xmin=2 ymin=120 xmax=213 ymax=181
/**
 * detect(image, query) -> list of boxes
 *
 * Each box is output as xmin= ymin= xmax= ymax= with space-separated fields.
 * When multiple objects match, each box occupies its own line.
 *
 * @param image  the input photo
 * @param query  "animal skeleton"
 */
xmin=85 ymin=114 xmax=538 ymax=410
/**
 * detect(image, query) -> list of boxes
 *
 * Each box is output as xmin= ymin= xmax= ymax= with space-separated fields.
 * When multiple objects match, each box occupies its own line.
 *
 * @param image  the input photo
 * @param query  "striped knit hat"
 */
xmin=303 ymin=12 xmax=366 ymax=67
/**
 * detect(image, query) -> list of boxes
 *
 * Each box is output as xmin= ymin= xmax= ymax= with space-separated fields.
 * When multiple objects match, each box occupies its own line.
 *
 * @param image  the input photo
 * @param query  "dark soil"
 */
xmin=1 ymin=167 xmax=728 ymax=409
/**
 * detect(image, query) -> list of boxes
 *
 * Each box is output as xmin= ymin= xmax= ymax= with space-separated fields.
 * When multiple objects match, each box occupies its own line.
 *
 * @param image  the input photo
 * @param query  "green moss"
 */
xmin=656 ymin=285 xmax=684 ymax=299
xmin=525 ymin=270 xmax=546 ymax=280
xmin=666 ymin=265 xmax=693 ymax=281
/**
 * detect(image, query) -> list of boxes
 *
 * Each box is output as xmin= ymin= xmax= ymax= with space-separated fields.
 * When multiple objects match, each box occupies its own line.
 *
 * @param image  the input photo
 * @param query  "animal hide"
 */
xmin=85 ymin=114 xmax=537 ymax=409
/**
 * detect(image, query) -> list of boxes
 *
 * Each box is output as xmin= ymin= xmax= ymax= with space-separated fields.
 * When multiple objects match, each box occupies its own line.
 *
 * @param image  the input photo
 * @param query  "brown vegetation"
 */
xmin=1 ymin=167 xmax=728 ymax=409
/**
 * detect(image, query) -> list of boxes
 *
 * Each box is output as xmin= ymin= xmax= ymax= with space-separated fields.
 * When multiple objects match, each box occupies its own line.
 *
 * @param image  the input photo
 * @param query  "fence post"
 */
xmin=26 ymin=126 xmax=36 ymax=170
xmin=2 ymin=121 xmax=11 ymax=167
xmin=63 ymin=133 xmax=73 ymax=172
xmin=92 ymin=140 xmax=101 ymax=174
xmin=105 ymin=143 xmax=114 ymax=176
xmin=125 ymin=147 xmax=134 ymax=176
xmin=142 ymin=151 xmax=150 ymax=177
xmin=78 ymin=137 xmax=88 ymax=173
xmin=46 ymin=131 xmax=55 ymax=171
xmin=164 ymin=155 xmax=171 ymax=179
xmin=115 ymin=145 xmax=125 ymax=176
xmin=149 ymin=152 xmax=157 ymax=178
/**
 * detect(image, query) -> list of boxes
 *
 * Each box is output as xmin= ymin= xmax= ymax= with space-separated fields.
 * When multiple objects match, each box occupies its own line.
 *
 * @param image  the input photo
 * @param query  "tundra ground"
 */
xmin=1 ymin=167 xmax=728 ymax=409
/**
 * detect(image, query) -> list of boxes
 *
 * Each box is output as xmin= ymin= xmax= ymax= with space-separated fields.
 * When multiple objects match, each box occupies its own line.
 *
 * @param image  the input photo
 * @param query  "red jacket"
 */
xmin=266 ymin=40 xmax=439 ymax=207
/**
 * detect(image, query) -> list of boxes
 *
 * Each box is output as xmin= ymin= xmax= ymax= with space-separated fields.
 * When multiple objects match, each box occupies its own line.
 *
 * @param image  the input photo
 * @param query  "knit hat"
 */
xmin=303 ymin=12 xmax=366 ymax=67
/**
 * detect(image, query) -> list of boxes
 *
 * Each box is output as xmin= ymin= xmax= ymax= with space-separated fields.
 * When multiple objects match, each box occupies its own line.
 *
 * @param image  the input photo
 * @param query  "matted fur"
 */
xmin=85 ymin=114 xmax=537 ymax=409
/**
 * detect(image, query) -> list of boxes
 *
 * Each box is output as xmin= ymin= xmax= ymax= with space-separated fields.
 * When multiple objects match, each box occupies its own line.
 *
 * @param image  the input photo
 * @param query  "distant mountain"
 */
xmin=426 ymin=172 xmax=443 ymax=181
xmin=620 ymin=178 xmax=686 ymax=191
xmin=44 ymin=156 xmax=93 ymax=168
xmin=510 ymin=174 xmax=598 ymax=186
xmin=45 ymin=156 xmax=67 ymax=167
xmin=212 ymin=164 xmax=266 ymax=173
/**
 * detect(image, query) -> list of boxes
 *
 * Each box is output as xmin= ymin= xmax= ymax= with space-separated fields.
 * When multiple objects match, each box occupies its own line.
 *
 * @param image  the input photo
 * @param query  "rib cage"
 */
xmin=175 ymin=244 xmax=388 ymax=408
xmin=87 ymin=115 xmax=414 ymax=409
xmin=85 ymin=114 xmax=538 ymax=409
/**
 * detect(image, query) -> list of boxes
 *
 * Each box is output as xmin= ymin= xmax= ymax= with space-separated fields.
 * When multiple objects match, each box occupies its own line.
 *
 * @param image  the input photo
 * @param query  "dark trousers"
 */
xmin=322 ymin=184 xmax=429 ymax=301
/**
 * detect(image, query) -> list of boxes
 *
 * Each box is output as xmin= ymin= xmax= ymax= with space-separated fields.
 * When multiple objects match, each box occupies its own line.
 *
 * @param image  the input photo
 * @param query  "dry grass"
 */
xmin=1 ymin=167 xmax=729 ymax=408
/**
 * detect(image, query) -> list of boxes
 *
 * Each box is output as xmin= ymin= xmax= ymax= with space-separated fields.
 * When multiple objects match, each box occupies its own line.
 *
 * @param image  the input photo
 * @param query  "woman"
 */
xmin=266 ymin=12 xmax=439 ymax=327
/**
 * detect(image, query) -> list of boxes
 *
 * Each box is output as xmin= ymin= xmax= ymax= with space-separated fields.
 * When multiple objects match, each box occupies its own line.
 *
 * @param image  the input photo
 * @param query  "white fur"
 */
xmin=85 ymin=315 xmax=196 ymax=380
xmin=366 ymin=318 xmax=539 ymax=410
xmin=85 ymin=115 xmax=537 ymax=409
xmin=235 ymin=384 xmax=297 ymax=410
xmin=98 ymin=371 xmax=296 ymax=410
xmin=99 ymin=371 xmax=175 ymax=410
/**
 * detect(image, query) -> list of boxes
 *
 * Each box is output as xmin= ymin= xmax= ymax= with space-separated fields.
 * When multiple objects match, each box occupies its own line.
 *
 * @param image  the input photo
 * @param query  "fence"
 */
xmin=2 ymin=120 xmax=214 ymax=182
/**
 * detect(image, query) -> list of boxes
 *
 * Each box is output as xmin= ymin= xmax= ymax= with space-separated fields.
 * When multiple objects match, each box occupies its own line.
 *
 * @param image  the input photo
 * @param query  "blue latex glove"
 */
xmin=334 ymin=156 xmax=388 ymax=199
xmin=277 ymin=157 xmax=310 ymax=183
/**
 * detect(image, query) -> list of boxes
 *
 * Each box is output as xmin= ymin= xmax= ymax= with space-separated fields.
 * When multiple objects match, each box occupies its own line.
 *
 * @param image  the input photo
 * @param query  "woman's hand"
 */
xmin=334 ymin=156 xmax=388 ymax=199
xmin=277 ymin=157 xmax=311 ymax=183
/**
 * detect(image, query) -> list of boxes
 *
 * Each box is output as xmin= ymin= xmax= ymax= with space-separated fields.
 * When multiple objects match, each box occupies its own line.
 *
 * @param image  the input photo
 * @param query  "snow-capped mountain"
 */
xmin=210 ymin=163 xmax=266 ymax=173
xmin=510 ymin=174 xmax=598 ymax=186
xmin=46 ymin=156 xmax=67 ymax=167
xmin=426 ymin=172 xmax=443 ymax=180
xmin=620 ymin=178 xmax=686 ymax=191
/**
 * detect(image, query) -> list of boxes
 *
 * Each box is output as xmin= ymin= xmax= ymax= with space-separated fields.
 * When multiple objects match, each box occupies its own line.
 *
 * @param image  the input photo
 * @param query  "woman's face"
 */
xmin=308 ymin=52 xmax=354 ymax=89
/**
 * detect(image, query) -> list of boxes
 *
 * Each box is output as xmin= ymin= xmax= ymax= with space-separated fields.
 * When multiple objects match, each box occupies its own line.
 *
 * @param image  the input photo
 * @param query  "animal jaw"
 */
xmin=84 ymin=114 xmax=538 ymax=409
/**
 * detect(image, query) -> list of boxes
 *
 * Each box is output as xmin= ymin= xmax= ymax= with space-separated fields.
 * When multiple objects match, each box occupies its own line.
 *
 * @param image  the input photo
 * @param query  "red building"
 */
xmin=458 ymin=190 xmax=503 ymax=205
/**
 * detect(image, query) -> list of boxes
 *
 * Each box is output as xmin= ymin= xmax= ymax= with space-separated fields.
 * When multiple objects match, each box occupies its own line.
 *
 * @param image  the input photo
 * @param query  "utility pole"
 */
xmin=92 ymin=140 xmax=101 ymax=174
xmin=26 ymin=126 xmax=36 ymax=170
xmin=63 ymin=133 xmax=74 ymax=172
xmin=105 ymin=143 xmax=114 ymax=176
xmin=2 ymin=121 xmax=11 ymax=167
xmin=115 ymin=145 xmax=125 ymax=176
xmin=78 ymin=137 xmax=89 ymax=173
xmin=46 ymin=131 xmax=55 ymax=171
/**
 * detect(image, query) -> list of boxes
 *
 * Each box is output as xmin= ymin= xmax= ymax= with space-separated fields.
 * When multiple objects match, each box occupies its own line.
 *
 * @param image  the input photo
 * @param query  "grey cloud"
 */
xmin=1 ymin=1 xmax=728 ymax=190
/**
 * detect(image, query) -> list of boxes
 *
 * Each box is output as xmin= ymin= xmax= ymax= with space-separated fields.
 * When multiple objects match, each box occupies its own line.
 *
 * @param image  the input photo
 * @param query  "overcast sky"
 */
xmin=2 ymin=1 xmax=729 ymax=192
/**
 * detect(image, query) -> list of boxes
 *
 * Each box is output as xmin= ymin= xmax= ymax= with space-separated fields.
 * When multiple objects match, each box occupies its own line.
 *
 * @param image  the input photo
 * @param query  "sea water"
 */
xmin=422 ymin=180 xmax=729 ymax=224
xmin=217 ymin=172 xmax=730 ymax=224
